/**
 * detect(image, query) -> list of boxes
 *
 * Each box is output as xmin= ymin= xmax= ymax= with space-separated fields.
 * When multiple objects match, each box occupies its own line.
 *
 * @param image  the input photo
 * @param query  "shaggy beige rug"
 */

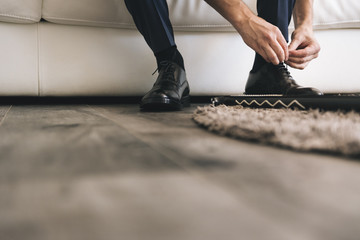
xmin=193 ymin=105 xmax=360 ymax=156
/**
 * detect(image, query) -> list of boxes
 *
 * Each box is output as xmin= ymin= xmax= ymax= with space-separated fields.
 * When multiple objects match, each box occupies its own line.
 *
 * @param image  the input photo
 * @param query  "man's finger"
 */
xmin=261 ymin=45 xmax=279 ymax=65
xmin=285 ymin=60 xmax=309 ymax=70
xmin=289 ymin=47 xmax=319 ymax=59
xmin=287 ymin=50 xmax=318 ymax=64
xmin=287 ymin=53 xmax=318 ymax=64
xmin=288 ymin=37 xmax=302 ymax=52
xmin=269 ymin=41 xmax=286 ymax=63
xmin=277 ymin=32 xmax=289 ymax=60
xmin=289 ymin=48 xmax=310 ymax=58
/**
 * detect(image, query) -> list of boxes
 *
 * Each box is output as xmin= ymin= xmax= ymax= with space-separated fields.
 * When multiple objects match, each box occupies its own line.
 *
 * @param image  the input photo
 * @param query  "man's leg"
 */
xmin=245 ymin=0 xmax=321 ymax=95
xmin=124 ymin=0 xmax=189 ymax=110
xmin=124 ymin=0 xmax=184 ymax=70
xmin=251 ymin=0 xmax=295 ymax=72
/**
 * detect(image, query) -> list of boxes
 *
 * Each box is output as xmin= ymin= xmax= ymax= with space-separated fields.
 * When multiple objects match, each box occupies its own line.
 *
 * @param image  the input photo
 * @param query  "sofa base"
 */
xmin=1 ymin=22 xmax=359 ymax=96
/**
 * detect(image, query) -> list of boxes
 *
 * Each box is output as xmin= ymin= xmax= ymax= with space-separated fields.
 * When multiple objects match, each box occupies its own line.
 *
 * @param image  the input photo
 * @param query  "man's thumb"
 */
xmin=288 ymin=38 xmax=301 ymax=52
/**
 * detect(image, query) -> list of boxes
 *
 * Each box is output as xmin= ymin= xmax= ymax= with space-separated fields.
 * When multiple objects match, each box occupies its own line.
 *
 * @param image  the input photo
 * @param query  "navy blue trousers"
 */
xmin=124 ymin=0 xmax=296 ymax=69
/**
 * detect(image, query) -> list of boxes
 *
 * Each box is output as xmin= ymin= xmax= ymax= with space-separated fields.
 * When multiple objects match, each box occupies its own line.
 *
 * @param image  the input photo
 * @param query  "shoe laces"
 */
xmin=152 ymin=61 xmax=176 ymax=82
xmin=277 ymin=62 xmax=296 ymax=86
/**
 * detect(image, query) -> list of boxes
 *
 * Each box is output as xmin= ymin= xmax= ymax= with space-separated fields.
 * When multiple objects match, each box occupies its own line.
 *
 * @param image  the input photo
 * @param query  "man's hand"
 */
xmin=238 ymin=15 xmax=289 ymax=65
xmin=204 ymin=0 xmax=288 ymax=65
xmin=286 ymin=0 xmax=319 ymax=70
xmin=285 ymin=27 xmax=320 ymax=69
xmin=204 ymin=0 xmax=319 ymax=69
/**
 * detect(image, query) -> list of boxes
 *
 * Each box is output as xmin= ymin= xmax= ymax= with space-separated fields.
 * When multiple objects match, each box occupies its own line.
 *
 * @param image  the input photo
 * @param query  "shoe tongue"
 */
xmin=159 ymin=61 xmax=177 ymax=71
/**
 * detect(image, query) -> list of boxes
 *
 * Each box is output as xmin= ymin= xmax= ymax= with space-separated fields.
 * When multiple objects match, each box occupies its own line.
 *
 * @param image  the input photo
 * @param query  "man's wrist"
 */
xmin=294 ymin=25 xmax=314 ymax=37
xmin=294 ymin=20 xmax=313 ymax=32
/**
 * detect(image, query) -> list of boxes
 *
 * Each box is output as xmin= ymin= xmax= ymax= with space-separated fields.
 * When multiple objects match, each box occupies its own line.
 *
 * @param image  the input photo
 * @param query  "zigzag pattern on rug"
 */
xmin=235 ymin=99 xmax=306 ymax=110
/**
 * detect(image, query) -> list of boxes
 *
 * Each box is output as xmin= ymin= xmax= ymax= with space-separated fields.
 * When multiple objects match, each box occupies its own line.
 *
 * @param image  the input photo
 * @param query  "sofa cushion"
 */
xmin=42 ymin=0 xmax=360 ymax=31
xmin=0 ymin=0 xmax=42 ymax=23
xmin=312 ymin=0 xmax=360 ymax=29
xmin=41 ymin=0 xmax=254 ymax=31
xmin=42 ymin=0 xmax=135 ymax=29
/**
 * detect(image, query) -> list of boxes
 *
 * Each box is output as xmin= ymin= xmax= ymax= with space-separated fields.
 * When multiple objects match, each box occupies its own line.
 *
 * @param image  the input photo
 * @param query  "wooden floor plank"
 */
xmin=0 ymin=106 xmax=11 ymax=125
xmin=0 ymin=105 xmax=180 ymax=182
xmin=90 ymin=104 xmax=360 ymax=240
xmin=0 ymin=173 xmax=291 ymax=240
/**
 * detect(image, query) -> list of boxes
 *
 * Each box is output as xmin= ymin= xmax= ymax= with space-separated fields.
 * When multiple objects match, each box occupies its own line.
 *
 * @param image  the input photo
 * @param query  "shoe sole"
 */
xmin=140 ymin=95 xmax=191 ymax=111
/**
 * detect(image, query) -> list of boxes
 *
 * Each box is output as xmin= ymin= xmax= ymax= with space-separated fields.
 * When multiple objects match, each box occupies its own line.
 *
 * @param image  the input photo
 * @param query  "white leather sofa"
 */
xmin=0 ymin=0 xmax=359 ymax=96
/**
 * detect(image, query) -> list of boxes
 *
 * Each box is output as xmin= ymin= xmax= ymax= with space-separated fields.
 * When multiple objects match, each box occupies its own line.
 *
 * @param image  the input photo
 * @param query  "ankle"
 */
xmin=155 ymin=46 xmax=185 ymax=71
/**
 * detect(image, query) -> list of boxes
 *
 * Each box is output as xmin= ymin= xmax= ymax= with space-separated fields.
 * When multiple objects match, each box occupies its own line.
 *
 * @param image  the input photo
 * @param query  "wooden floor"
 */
xmin=0 ymin=102 xmax=360 ymax=240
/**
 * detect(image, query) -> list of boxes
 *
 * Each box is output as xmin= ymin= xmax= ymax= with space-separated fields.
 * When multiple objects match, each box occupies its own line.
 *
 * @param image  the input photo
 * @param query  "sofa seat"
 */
xmin=0 ymin=0 xmax=360 ymax=96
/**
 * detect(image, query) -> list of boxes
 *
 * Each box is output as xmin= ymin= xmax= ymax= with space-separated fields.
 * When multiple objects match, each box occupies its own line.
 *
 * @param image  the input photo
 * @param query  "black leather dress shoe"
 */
xmin=140 ymin=61 xmax=190 ymax=111
xmin=245 ymin=62 xmax=323 ymax=96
